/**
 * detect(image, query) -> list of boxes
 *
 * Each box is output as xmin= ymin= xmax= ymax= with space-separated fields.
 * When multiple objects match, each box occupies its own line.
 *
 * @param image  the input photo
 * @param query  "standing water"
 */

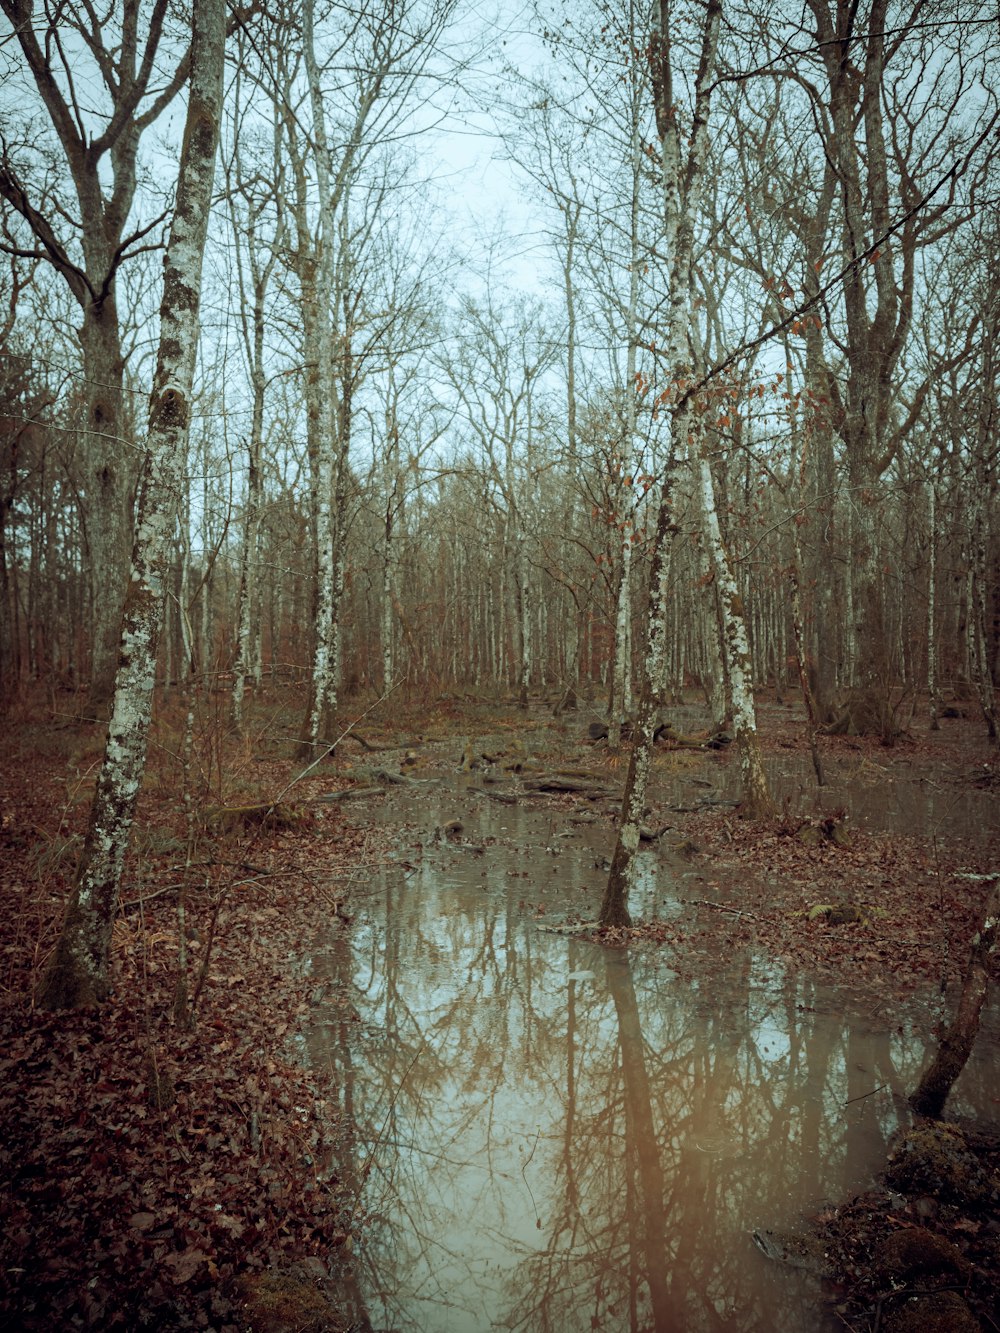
xmin=300 ymin=786 xmax=997 ymax=1332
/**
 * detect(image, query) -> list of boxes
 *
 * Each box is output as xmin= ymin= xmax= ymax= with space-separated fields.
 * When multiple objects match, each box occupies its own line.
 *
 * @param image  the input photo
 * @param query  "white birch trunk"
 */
xmin=380 ymin=380 xmax=401 ymax=692
xmin=298 ymin=0 xmax=338 ymax=755
xmin=696 ymin=525 xmax=728 ymax=729
xmin=609 ymin=104 xmax=644 ymax=744
xmin=231 ymin=432 xmax=261 ymax=733
xmin=696 ymin=446 xmax=774 ymax=816
xmin=599 ymin=474 xmax=673 ymax=926
xmin=381 ymin=514 xmax=395 ymax=691
xmin=610 ymin=538 xmax=633 ymax=731
xmin=228 ymin=123 xmax=282 ymax=732
xmin=38 ymin=0 xmax=224 ymax=1007
xmin=518 ymin=538 xmax=532 ymax=708
xmin=601 ymin=0 xmax=724 ymax=926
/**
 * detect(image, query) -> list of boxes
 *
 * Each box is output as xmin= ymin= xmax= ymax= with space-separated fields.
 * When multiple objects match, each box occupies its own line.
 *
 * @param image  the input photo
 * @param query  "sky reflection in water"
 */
xmin=303 ymin=793 xmax=997 ymax=1333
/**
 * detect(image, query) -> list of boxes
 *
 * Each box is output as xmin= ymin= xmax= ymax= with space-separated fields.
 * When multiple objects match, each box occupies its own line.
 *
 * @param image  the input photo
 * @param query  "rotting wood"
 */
xmin=204 ymin=803 xmax=303 ymax=832
xmin=309 ymin=786 xmax=387 ymax=803
xmin=522 ymin=775 xmax=614 ymax=796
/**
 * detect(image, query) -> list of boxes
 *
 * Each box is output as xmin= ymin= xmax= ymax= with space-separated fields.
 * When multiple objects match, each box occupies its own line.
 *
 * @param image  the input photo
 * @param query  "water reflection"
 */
xmin=303 ymin=798 xmax=996 ymax=1332
xmin=678 ymin=746 xmax=992 ymax=840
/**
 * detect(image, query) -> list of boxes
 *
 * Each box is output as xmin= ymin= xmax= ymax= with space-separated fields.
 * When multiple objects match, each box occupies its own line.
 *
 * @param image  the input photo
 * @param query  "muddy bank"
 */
xmin=310 ymin=711 xmax=998 ymax=1331
xmin=1 ymin=694 xmax=997 ymax=1331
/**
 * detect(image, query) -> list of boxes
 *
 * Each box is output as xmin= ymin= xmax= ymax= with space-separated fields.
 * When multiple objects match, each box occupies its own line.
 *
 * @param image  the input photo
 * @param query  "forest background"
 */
xmin=0 ymin=0 xmax=997 ymax=741
xmin=1 ymin=0 xmax=996 ymax=753
xmin=1 ymin=1 xmax=999 ymax=1327
xmin=3 ymin=0 xmax=998 ymax=965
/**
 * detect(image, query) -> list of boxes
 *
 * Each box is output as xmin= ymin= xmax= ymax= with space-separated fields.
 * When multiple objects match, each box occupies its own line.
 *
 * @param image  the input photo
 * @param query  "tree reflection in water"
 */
xmin=300 ymin=802 xmax=996 ymax=1332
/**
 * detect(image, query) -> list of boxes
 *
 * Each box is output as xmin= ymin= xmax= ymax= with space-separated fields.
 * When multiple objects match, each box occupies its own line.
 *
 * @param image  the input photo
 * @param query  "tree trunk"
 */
xmin=80 ymin=304 xmax=134 ymax=713
xmin=696 ymin=446 xmax=774 ymax=818
xmin=927 ymin=478 xmax=940 ymax=730
xmin=0 ymin=0 xmax=190 ymax=713
xmin=600 ymin=0 xmax=723 ymax=927
xmin=36 ymin=0 xmax=224 ymax=1008
xmin=228 ymin=123 xmax=282 ymax=732
xmin=293 ymin=0 xmax=338 ymax=758
xmin=600 ymin=487 xmax=674 ymax=928
xmin=518 ymin=537 xmax=532 ymax=708
xmin=968 ymin=322 xmax=998 ymax=741
xmin=694 ymin=523 xmax=728 ymax=730
xmin=910 ymin=881 xmax=1000 ymax=1118
xmin=609 ymin=104 xmax=644 ymax=745
xmin=790 ymin=517 xmax=825 ymax=787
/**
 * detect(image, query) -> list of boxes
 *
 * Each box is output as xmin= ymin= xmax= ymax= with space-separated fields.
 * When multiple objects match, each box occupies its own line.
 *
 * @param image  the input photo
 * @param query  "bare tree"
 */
xmin=445 ymin=295 xmax=560 ymax=706
xmin=222 ymin=52 xmax=289 ymax=733
xmin=38 ymin=0 xmax=225 ymax=1008
xmin=602 ymin=0 xmax=737 ymax=928
xmin=0 ymin=0 xmax=193 ymax=709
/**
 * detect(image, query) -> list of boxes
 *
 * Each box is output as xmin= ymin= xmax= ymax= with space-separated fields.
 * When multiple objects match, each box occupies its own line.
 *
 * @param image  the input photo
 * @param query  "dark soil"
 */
xmin=811 ymin=1121 xmax=1000 ymax=1331
xmin=1 ymin=686 xmax=997 ymax=1330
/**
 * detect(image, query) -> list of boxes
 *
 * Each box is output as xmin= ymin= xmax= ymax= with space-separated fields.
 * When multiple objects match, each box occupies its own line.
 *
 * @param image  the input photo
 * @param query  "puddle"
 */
xmin=302 ymin=791 xmax=998 ymax=1332
xmin=650 ymin=747 xmax=993 ymax=840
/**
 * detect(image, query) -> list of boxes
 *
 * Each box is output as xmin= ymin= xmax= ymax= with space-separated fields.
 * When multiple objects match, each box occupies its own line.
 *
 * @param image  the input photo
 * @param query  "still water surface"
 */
xmin=303 ymin=784 xmax=997 ymax=1332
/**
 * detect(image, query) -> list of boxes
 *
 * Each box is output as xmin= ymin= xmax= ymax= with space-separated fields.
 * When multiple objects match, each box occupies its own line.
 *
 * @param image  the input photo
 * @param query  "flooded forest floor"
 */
xmin=1 ymin=688 xmax=998 ymax=1331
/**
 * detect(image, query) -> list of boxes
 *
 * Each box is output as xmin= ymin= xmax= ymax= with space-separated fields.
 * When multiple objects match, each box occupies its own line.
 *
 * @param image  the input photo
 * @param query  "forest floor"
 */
xmin=0 ymin=686 xmax=998 ymax=1331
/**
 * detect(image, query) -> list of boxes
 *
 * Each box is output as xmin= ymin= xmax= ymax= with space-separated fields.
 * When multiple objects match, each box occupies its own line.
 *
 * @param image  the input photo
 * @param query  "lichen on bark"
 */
xmin=36 ymin=0 xmax=225 ymax=1009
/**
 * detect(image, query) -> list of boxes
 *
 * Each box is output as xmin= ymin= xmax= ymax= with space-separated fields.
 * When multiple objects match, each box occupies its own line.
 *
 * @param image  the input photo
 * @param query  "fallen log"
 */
xmin=523 ymin=774 xmax=614 ymax=797
xmin=203 ymin=803 xmax=302 ymax=832
xmin=310 ymin=786 xmax=387 ymax=803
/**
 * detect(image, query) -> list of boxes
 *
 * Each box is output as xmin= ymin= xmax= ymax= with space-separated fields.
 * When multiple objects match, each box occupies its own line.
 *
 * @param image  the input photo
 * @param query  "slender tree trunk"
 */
xmin=37 ymin=0 xmax=225 ymax=1008
xmin=600 ymin=0 xmax=723 ymax=927
xmin=518 ymin=539 xmax=532 ymax=708
xmin=927 ymin=478 xmax=940 ymax=730
xmin=228 ymin=117 xmax=282 ymax=732
xmin=968 ymin=325 xmax=998 ymax=741
xmin=231 ymin=412 xmax=262 ymax=734
xmin=326 ymin=313 xmax=354 ymax=723
xmin=696 ymin=443 xmax=774 ymax=817
xmin=381 ymin=506 xmax=395 ymax=691
xmin=295 ymin=0 xmax=338 ymax=757
xmin=600 ymin=476 xmax=674 ymax=927
xmin=694 ymin=524 xmax=728 ymax=729
xmin=560 ymin=195 xmax=582 ymax=711
xmin=609 ymin=104 xmax=644 ymax=746
xmin=910 ymin=881 xmax=1000 ymax=1118
xmin=80 ymin=306 xmax=134 ymax=712
xmin=790 ymin=519 xmax=825 ymax=787
xmin=380 ymin=386 xmax=400 ymax=693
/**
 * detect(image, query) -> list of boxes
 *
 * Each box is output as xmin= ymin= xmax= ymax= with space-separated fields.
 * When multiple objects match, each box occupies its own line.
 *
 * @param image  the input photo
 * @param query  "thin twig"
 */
xmin=844 ymin=1083 xmax=887 ymax=1106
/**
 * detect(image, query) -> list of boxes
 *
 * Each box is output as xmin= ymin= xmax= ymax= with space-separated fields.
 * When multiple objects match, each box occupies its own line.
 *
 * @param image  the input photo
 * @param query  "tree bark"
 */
xmin=608 ymin=105 xmax=645 ymax=743
xmin=600 ymin=0 xmax=723 ymax=927
xmin=910 ymin=882 xmax=1000 ymax=1119
xmin=927 ymin=478 xmax=940 ymax=730
xmin=227 ymin=97 xmax=283 ymax=734
xmin=600 ymin=481 xmax=674 ymax=927
xmin=695 ymin=443 xmax=774 ymax=818
xmin=37 ymin=0 xmax=224 ymax=1008
xmin=294 ymin=0 xmax=339 ymax=758
xmin=79 ymin=304 xmax=134 ymax=710
xmin=0 ymin=0 xmax=191 ymax=711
